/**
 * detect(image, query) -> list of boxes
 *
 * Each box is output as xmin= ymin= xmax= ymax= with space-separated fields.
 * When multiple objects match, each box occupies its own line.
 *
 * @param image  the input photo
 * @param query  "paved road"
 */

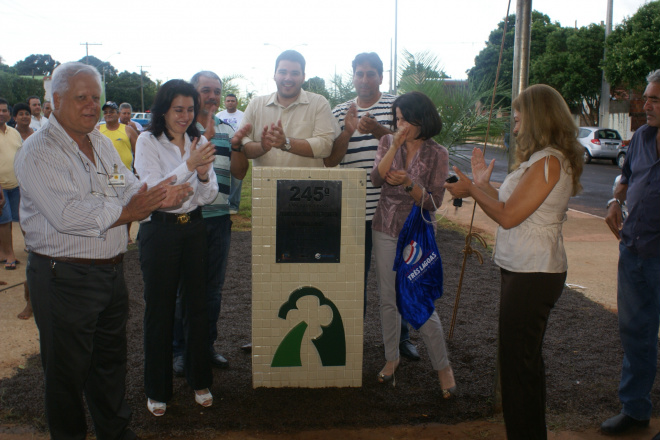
xmin=451 ymin=145 xmax=622 ymax=217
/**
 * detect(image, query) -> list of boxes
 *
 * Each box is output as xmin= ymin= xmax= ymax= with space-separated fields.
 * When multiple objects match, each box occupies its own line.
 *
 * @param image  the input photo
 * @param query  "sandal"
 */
xmin=439 ymin=366 xmax=457 ymax=400
xmin=377 ymin=359 xmax=400 ymax=386
xmin=195 ymin=389 xmax=213 ymax=407
xmin=147 ymin=398 xmax=166 ymax=416
xmin=5 ymin=260 xmax=18 ymax=270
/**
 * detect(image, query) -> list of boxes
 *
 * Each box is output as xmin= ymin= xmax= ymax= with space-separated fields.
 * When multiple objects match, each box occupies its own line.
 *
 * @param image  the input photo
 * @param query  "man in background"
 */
xmin=27 ymin=96 xmax=47 ymax=131
xmin=217 ymin=93 xmax=245 ymax=213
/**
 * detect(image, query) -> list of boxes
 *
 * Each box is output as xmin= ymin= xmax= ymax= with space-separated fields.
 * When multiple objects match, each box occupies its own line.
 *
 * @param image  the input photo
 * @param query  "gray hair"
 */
xmin=190 ymin=71 xmax=222 ymax=89
xmin=52 ymin=62 xmax=102 ymax=96
xmin=119 ymin=102 xmax=133 ymax=111
xmin=647 ymin=69 xmax=660 ymax=85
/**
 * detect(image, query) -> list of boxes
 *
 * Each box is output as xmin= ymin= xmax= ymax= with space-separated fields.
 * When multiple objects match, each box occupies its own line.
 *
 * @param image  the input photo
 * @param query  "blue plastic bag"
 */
xmin=393 ymin=204 xmax=443 ymax=330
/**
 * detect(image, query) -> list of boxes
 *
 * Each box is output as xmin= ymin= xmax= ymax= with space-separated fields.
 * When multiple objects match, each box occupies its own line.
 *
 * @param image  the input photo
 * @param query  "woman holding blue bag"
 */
xmin=371 ymin=91 xmax=456 ymax=397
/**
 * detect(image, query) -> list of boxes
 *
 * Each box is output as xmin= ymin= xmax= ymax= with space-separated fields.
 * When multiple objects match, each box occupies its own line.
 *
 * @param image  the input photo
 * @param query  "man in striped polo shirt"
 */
xmin=325 ymin=52 xmax=419 ymax=361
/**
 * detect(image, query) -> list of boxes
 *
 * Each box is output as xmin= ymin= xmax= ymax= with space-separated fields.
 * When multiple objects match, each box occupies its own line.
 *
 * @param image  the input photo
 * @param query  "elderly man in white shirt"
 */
xmin=15 ymin=61 xmax=191 ymax=440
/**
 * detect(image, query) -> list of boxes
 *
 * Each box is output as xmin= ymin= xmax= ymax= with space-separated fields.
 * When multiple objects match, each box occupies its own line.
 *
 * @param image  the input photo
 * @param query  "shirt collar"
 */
xmin=48 ymin=115 xmax=107 ymax=151
xmin=266 ymin=90 xmax=310 ymax=108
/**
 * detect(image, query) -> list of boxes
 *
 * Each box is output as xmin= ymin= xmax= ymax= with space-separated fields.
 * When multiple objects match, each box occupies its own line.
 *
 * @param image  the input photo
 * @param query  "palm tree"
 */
xmin=397 ymin=50 xmax=510 ymax=167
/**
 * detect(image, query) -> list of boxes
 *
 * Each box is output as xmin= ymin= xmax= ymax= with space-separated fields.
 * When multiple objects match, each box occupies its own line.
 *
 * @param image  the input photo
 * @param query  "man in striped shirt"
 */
xmin=325 ymin=52 xmax=419 ymax=361
xmin=14 ymin=62 xmax=191 ymax=440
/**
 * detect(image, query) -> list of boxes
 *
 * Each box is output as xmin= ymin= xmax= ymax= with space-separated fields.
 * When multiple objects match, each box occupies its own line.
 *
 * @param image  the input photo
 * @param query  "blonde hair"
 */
xmin=512 ymin=84 xmax=583 ymax=196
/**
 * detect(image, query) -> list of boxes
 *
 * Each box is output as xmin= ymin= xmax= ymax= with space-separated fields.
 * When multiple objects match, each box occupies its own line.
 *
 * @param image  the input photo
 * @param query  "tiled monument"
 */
xmin=251 ymin=167 xmax=366 ymax=388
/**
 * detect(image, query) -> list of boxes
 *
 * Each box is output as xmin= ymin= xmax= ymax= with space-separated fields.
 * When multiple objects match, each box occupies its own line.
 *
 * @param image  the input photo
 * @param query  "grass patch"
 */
xmin=232 ymin=163 xmax=252 ymax=232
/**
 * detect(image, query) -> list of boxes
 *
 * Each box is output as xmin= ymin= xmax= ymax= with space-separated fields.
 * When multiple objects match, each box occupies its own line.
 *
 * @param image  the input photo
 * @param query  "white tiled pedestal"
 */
xmin=251 ymin=167 xmax=366 ymax=388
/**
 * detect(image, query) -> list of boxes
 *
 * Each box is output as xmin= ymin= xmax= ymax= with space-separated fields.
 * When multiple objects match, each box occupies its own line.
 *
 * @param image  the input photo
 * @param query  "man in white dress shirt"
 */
xmin=15 ymin=61 xmax=191 ymax=440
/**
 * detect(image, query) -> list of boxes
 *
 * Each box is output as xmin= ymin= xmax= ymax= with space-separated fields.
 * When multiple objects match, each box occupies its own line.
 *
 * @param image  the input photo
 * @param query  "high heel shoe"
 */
xmin=377 ymin=359 xmax=399 ymax=386
xmin=439 ymin=366 xmax=457 ymax=399
xmin=147 ymin=398 xmax=166 ymax=416
xmin=195 ymin=389 xmax=213 ymax=407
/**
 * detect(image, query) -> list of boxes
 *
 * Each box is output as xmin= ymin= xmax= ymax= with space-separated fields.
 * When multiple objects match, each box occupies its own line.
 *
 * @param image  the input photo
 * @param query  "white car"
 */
xmin=578 ymin=127 xmax=623 ymax=164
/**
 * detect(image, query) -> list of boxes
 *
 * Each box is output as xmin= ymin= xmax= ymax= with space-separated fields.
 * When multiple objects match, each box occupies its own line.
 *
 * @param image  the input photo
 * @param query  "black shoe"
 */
xmin=209 ymin=349 xmax=229 ymax=368
xmin=399 ymin=340 xmax=420 ymax=361
xmin=173 ymin=355 xmax=184 ymax=377
xmin=600 ymin=413 xmax=649 ymax=435
xmin=241 ymin=342 xmax=252 ymax=352
xmin=652 ymin=431 xmax=660 ymax=440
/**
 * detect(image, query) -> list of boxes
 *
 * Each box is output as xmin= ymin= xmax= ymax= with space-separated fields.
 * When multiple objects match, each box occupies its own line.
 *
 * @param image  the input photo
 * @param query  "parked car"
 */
xmin=131 ymin=112 xmax=151 ymax=127
xmin=577 ymin=127 xmax=623 ymax=164
xmin=616 ymin=141 xmax=629 ymax=169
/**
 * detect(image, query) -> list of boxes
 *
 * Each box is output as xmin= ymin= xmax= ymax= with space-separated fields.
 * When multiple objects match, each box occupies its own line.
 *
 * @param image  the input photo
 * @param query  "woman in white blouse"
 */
xmin=445 ymin=84 xmax=583 ymax=440
xmin=134 ymin=79 xmax=218 ymax=417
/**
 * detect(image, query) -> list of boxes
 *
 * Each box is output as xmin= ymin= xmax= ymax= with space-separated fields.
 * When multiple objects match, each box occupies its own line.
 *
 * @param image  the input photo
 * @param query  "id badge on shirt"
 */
xmin=108 ymin=164 xmax=126 ymax=187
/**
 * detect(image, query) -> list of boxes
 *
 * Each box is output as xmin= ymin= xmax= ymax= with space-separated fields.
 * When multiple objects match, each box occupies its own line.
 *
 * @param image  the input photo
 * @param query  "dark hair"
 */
xmin=12 ymin=102 xmax=31 ymax=117
xmin=0 ymin=98 xmax=8 ymax=108
xmin=352 ymin=52 xmax=384 ymax=76
xmin=226 ymin=93 xmax=237 ymax=99
xmin=274 ymin=50 xmax=305 ymax=74
xmin=148 ymin=79 xmax=200 ymax=141
xmin=26 ymin=95 xmax=40 ymax=106
xmin=392 ymin=92 xmax=442 ymax=140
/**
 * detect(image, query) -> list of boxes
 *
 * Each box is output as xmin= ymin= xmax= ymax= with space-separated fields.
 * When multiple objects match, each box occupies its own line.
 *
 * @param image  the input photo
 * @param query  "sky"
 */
xmin=0 ymin=0 xmax=652 ymax=97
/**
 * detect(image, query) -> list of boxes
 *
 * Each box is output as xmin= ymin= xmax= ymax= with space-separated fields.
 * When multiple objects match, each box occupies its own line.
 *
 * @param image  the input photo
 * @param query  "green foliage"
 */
xmin=399 ymin=51 xmax=509 ymax=166
xmin=328 ymin=73 xmax=357 ymax=108
xmin=468 ymin=11 xmax=561 ymax=106
xmin=105 ymin=71 xmax=157 ymax=112
xmin=302 ymin=76 xmax=331 ymax=100
xmin=13 ymin=54 xmax=60 ymax=76
xmin=0 ymin=72 xmax=44 ymax=103
xmin=604 ymin=1 xmax=660 ymax=90
xmin=79 ymin=56 xmax=118 ymax=80
xmin=532 ymin=23 xmax=605 ymax=125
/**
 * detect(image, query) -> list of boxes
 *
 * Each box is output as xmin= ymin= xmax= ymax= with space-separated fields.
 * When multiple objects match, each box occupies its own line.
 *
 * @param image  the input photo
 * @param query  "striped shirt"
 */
xmin=197 ymin=117 xmax=235 ymax=218
xmin=332 ymin=93 xmax=395 ymax=220
xmin=14 ymin=114 xmax=141 ymax=258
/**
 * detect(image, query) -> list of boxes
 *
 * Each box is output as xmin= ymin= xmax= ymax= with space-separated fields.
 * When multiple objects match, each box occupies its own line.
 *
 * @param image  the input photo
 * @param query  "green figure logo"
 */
xmin=271 ymin=286 xmax=346 ymax=367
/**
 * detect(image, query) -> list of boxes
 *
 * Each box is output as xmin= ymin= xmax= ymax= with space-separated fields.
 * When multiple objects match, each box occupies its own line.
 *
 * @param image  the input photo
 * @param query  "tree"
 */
xmin=302 ymin=76 xmax=331 ymax=100
xmin=105 ymin=71 xmax=157 ymax=111
xmin=399 ymin=51 xmax=509 ymax=165
xmin=532 ymin=24 xmax=605 ymax=125
xmin=603 ymin=1 xmax=660 ymax=90
xmin=468 ymin=11 xmax=561 ymax=105
xmin=13 ymin=54 xmax=60 ymax=76
xmin=79 ymin=56 xmax=118 ymax=81
xmin=0 ymin=72 xmax=44 ymax=103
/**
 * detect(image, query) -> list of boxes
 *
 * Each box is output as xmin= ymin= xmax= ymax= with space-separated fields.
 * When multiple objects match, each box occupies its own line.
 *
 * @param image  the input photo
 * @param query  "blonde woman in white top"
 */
xmin=445 ymin=84 xmax=583 ymax=440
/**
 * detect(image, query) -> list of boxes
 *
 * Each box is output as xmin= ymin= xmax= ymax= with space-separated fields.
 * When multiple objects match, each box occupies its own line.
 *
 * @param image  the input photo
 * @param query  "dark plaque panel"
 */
xmin=276 ymin=180 xmax=342 ymax=263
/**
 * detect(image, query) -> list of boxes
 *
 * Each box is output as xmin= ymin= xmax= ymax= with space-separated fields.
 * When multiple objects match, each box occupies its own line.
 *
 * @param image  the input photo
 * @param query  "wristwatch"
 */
xmin=231 ymin=143 xmax=243 ymax=153
xmin=607 ymin=198 xmax=622 ymax=209
xmin=404 ymin=182 xmax=415 ymax=192
xmin=283 ymin=138 xmax=292 ymax=151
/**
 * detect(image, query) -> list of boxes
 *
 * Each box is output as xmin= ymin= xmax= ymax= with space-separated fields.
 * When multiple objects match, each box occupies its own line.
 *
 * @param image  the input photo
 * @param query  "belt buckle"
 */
xmin=176 ymin=213 xmax=190 ymax=224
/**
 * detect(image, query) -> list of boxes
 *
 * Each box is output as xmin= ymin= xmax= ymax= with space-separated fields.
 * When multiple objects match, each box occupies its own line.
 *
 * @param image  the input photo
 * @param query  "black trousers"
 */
xmin=27 ymin=253 xmax=134 ymax=440
xmin=499 ymin=269 xmax=566 ymax=440
xmin=139 ymin=218 xmax=212 ymax=402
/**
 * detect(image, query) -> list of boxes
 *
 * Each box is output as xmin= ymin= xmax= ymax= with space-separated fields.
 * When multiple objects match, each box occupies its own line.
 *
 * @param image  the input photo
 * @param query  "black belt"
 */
xmin=150 ymin=207 xmax=202 ymax=225
xmin=32 ymin=252 xmax=124 ymax=265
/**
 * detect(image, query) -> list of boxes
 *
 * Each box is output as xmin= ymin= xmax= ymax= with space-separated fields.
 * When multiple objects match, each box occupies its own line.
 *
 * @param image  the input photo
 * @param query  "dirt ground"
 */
xmin=2 ymin=203 xmax=660 ymax=440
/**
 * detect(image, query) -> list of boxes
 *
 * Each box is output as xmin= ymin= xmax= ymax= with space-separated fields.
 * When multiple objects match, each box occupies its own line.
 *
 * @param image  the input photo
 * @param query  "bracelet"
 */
xmin=197 ymin=174 xmax=210 ymax=183
xmin=606 ymin=198 xmax=622 ymax=209
xmin=231 ymin=144 xmax=243 ymax=153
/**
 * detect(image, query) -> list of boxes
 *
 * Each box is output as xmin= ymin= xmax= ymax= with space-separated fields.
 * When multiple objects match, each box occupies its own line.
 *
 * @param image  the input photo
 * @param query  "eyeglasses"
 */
xmin=77 ymin=150 xmax=119 ymax=198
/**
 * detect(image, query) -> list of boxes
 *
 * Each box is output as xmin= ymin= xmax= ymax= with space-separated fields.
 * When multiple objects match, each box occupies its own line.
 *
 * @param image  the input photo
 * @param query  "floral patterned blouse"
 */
xmin=370 ymin=134 xmax=449 ymax=238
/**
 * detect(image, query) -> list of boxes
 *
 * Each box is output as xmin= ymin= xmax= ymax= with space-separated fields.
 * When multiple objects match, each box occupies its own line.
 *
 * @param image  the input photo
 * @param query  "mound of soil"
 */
xmin=0 ymin=227 xmax=640 ymax=437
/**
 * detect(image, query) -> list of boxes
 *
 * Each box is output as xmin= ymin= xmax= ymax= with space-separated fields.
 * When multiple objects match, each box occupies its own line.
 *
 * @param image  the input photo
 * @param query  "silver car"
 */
xmin=578 ymin=127 xmax=623 ymax=164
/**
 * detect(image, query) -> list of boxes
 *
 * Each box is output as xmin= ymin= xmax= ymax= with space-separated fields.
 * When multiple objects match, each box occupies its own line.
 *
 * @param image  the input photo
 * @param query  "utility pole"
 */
xmin=138 ymin=65 xmax=150 ymax=112
xmin=599 ymin=0 xmax=614 ymax=127
xmin=80 ymin=42 xmax=102 ymax=64
xmin=393 ymin=0 xmax=398 ymax=95
xmin=508 ymin=0 xmax=532 ymax=171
